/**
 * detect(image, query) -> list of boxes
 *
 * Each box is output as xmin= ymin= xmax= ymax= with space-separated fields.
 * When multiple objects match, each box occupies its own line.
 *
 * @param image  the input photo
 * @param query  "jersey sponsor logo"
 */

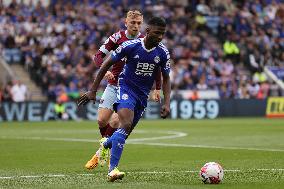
xmin=122 ymin=94 xmax=128 ymax=100
xmin=134 ymin=55 xmax=139 ymax=59
xmin=135 ymin=62 xmax=155 ymax=76
xmin=154 ymin=56 xmax=160 ymax=63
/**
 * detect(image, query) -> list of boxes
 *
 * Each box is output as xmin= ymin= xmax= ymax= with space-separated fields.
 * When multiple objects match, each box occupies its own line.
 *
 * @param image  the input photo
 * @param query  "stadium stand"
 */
xmin=0 ymin=0 xmax=283 ymax=102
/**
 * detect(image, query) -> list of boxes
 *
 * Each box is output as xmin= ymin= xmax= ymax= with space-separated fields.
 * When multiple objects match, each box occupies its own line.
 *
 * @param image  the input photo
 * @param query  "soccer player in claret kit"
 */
xmin=85 ymin=10 xmax=162 ymax=169
xmin=78 ymin=17 xmax=171 ymax=182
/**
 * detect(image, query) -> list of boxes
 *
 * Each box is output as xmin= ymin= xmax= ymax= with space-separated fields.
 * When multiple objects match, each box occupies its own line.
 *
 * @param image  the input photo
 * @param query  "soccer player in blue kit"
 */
xmin=78 ymin=17 xmax=171 ymax=182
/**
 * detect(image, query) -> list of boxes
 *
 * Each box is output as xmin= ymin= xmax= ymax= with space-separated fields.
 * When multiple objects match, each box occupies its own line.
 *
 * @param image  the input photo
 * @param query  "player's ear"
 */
xmin=125 ymin=19 xmax=128 ymax=28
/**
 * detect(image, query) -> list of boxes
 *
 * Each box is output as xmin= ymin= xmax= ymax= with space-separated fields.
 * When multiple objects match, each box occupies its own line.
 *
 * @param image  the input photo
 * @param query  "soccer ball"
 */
xmin=199 ymin=162 xmax=224 ymax=184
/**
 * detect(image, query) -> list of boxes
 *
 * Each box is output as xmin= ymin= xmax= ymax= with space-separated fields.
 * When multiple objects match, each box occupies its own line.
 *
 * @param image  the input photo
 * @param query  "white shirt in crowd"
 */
xmin=11 ymin=83 xmax=27 ymax=102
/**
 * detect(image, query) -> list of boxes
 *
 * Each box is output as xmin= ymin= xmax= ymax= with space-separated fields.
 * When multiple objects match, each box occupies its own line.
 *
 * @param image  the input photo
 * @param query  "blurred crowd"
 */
xmin=0 ymin=0 xmax=284 ymax=102
xmin=0 ymin=79 xmax=28 ymax=102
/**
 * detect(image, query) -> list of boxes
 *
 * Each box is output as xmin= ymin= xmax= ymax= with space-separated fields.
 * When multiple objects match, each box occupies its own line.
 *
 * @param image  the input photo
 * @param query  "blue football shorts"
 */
xmin=114 ymin=86 xmax=146 ymax=128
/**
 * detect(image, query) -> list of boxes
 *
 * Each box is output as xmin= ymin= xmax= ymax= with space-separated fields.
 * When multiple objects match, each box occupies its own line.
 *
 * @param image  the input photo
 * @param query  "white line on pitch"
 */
xmin=0 ymin=130 xmax=187 ymax=143
xmin=0 ymin=169 xmax=283 ymax=180
xmin=1 ymin=132 xmax=284 ymax=152
xmin=127 ymin=142 xmax=284 ymax=152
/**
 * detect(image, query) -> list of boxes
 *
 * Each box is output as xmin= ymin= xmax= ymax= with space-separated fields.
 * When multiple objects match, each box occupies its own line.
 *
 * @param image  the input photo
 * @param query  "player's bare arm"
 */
xmin=77 ymin=56 xmax=115 ymax=106
xmin=153 ymin=89 xmax=161 ymax=102
xmin=153 ymin=68 xmax=161 ymax=102
xmin=160 ymin=73 xmax=171 ymax=118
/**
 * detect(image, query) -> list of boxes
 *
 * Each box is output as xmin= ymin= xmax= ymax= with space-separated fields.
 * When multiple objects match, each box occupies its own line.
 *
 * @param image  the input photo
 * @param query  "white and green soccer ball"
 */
xmin=199 ymin=162 xmax=224 ymax=184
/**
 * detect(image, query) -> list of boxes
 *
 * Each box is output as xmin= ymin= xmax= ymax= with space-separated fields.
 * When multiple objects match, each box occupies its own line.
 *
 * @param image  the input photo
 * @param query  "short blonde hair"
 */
xmin=126 ymin=10 xmax=143 ymax=19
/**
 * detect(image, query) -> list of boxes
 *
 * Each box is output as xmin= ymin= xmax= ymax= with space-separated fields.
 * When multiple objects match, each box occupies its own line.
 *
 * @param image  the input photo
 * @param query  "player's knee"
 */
xmin=117 ymin=113 xmax=133 ymax=131
xmin=109 ymin=117 xmax=119 ymax=128
xmin=120 ymin=120 xmax=132 ymax=131
xmin=97 ymin=118 xmax=108 ymax=128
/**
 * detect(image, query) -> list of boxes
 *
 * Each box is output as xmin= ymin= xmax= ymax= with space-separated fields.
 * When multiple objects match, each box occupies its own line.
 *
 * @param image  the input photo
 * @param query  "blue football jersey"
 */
xmin=111 ymin=38 xmax=171 ymax=99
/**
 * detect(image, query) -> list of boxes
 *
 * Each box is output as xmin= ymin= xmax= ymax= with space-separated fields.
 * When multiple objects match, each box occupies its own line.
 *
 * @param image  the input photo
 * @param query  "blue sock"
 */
xmin=109 ymin=128 xmax=128 ymax=172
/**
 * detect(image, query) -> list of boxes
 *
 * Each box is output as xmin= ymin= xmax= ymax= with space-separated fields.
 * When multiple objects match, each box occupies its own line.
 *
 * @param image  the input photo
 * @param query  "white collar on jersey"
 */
xmin=125 ymin=30 xmax=141 ymax=39
xmin=141 ymin=37 xmax=156 ymax=52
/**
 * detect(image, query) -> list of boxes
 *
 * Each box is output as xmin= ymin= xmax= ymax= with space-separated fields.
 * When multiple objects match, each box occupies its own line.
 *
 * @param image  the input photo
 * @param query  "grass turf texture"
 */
xmin=0 ymin=118 xmax=283 ymax=189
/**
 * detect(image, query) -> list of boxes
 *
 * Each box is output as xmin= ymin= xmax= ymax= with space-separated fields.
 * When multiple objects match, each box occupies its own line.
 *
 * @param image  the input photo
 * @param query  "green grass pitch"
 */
xmin=0 ymin=118 xmax=283 ymax=189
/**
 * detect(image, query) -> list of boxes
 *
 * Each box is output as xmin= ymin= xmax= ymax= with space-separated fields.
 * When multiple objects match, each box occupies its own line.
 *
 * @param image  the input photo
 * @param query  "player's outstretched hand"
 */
xmin=160 ymin=105 xmax=170 ymax=119
xmin=77 ymin=91 xmax=96 ymax=106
